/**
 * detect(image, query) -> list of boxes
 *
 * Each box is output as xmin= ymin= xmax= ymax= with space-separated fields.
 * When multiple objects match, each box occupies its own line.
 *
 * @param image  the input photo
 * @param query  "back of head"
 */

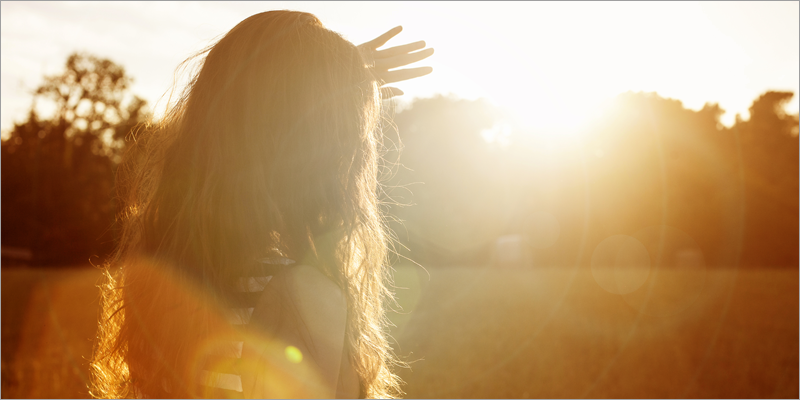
xmin=156 ymin=10 xmax=381 ymax=267
xmin=91 ymin=10 xmax=400 ymax=399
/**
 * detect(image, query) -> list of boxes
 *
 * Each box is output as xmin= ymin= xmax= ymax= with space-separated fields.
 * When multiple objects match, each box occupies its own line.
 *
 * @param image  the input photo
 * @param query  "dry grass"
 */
xmin=1 ymin=265 xmax=797 ymax=398
xmin=2 ymin=267 xmax=101 ymax=398
xmin=389 ymin=266 xmax=799 ymax=398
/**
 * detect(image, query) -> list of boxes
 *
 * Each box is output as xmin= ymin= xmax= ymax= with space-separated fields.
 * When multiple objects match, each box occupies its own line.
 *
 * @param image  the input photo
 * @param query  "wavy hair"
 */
xmin=90 ymin=10 xmax=402 ymax=398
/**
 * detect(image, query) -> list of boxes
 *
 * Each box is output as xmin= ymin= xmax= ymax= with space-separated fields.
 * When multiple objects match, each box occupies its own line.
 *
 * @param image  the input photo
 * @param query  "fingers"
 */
xmin=380 ymin=67 xmax=433 ymax=84
xmin=373 ymin=41 xmax=427 ymax=59
xmin=375 ymin=48 xmax=434 ymax=71
xmin=380 ymin=87 xmax=405 ymax=99
xmin=358 ymin=26 xmax=403 ymax=50
xmin=359 ymin=26 xmax=434 ymax=87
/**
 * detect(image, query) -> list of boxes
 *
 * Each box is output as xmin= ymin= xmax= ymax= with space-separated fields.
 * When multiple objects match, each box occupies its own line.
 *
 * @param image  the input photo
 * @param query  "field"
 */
xmin=2 ymin=267 xmax=101 ymax=399
xmin=1 ymin=265 xmax=797 ymax=398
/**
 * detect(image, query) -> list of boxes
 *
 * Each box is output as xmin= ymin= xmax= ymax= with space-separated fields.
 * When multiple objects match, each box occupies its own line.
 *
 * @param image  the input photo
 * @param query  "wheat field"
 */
xmin=1 ymin=265 xmax=797 ymax=398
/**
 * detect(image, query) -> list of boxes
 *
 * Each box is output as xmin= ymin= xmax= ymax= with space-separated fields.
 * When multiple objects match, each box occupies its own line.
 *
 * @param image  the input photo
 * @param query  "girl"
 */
xmin=90 ymin=10 xmax=432 ymax=399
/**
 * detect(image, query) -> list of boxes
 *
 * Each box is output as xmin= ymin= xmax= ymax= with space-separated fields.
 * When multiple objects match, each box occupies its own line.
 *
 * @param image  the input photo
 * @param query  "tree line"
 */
xmin=2 ymin=53 xmax=148 ymax=264
xmin=2 ymin=52 xmax=797 ymax=267
xmin=385 ymin=92 xmax=798 ymax=269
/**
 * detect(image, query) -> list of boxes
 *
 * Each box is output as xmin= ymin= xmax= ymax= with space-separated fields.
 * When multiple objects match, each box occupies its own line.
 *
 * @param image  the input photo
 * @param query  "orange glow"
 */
xmin=0 ymin=4 xmax=797 ymax=399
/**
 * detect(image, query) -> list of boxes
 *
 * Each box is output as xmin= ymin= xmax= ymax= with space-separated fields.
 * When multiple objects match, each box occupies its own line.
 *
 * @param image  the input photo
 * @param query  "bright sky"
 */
xmin=2 ymin=1 xmax=798 ymax=136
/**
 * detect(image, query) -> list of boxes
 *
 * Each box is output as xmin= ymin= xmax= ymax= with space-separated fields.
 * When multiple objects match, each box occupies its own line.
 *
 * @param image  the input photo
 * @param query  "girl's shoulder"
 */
xmin=254 ymin=257 xmax=345 ymax=307
xmin=246 ymin=261 xmax=348 ymax=398
xmin=284 ymin=264 xmax=345 ymax=305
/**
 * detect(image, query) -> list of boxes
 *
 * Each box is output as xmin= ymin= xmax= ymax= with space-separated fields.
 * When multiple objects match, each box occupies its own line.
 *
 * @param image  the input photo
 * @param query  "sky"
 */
xmin=1 ymin=1 xmax=798 ymax=137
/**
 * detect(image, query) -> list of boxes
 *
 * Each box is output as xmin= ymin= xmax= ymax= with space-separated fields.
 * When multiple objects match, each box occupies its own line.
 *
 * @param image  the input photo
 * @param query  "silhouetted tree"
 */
xmin=388 ymin=91 xmax=798 ymax=269
xmin=1 ymin=52 xmax=149 ymax=265
xmin=735 ymin=91 xmax=799 ymax=267
xmin=582 ymin=93 xmax=742 ymax=267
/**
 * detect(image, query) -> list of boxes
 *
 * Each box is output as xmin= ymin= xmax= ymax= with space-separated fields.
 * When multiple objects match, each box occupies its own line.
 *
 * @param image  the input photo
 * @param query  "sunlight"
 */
xmin=1 ymin=4 xmax=797 ymax=399
xmin=480 ymin=122 xmax=512 ymax=146
xmin=391 ymin=1 xmax=796 ymax=135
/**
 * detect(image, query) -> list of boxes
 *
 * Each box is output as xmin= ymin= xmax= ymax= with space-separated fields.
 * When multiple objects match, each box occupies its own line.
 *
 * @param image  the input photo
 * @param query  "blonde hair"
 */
xmin=90 ymin=10 xmax=402 ymax=398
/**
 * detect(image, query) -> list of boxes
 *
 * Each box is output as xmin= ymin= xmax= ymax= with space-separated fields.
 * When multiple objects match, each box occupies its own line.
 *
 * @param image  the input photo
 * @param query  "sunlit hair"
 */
xmin=90 ymin=10 xmax=402 ymax=399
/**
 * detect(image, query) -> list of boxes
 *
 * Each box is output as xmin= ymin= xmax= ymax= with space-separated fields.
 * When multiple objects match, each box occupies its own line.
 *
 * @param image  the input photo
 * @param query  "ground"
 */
xmin=1 ymin=265 xmax=797 ymax=398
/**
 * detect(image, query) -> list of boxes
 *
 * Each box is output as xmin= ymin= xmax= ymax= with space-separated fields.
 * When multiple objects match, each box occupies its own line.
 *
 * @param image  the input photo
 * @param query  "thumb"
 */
xmin=380 ymin=87 xmax=404 ymax=99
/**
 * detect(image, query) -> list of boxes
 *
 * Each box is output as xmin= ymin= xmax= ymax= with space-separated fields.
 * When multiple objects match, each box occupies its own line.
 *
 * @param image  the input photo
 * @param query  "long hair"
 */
xmin=90 ymin=11 xmax=402 ymax=398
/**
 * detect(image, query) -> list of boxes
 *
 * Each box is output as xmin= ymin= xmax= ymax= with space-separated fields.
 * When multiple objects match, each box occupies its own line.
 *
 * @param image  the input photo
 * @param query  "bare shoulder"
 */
xmin=282 ymin=264 xmax=347 ymax=350
xmin=244 ymin=265 xmax=348 ymax=398
xmin=283 ymin=265 xmax=347 ymax=395
xmin=250 ymin=264 xmax=346 ymax=330
xmin=284 ymin=264 xmax=345 ymax=306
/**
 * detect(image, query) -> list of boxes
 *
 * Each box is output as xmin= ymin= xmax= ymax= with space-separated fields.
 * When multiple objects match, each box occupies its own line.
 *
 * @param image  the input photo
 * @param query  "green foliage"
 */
xmin=1 ymin=53 xmax=149 ymax=265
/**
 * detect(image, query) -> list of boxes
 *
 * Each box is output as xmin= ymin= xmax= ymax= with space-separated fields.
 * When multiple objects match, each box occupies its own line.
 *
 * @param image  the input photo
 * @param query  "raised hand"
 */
xmin=358 ymin=26 xmax=434 ymax=99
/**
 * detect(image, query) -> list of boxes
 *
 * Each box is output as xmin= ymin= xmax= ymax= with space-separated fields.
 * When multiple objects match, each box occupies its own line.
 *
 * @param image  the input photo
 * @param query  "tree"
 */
xmin=735 ymin=91 xmax=799 ymax=267
xmin=1 ymin=52 xmax=149 ymax=265
xmin=387 ymin=91 xmax=798 ymax=270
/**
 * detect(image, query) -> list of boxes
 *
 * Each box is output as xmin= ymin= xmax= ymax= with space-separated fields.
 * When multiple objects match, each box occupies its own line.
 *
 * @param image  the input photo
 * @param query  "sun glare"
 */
xmin=391 ymin=1 xmax=798 ymax=139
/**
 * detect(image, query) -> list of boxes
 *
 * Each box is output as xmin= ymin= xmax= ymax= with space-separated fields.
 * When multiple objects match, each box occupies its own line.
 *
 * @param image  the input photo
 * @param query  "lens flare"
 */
xmin=285 ymin=346 xmax=303 ymax=364
xmin=621 ymin=225 xmax=707 ymax=318
xmin=591 ymin=235 xmax=651 ymax=295
xmin=527 ymin=211 xmax=561 ymax=250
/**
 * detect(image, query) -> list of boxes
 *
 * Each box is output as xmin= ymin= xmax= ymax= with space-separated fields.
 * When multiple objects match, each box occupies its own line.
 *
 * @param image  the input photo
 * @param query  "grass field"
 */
xmin=2 ymin=267 xmax=101 ymax=399
xmin=1 ymin=265 xmax=797 ymax=398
